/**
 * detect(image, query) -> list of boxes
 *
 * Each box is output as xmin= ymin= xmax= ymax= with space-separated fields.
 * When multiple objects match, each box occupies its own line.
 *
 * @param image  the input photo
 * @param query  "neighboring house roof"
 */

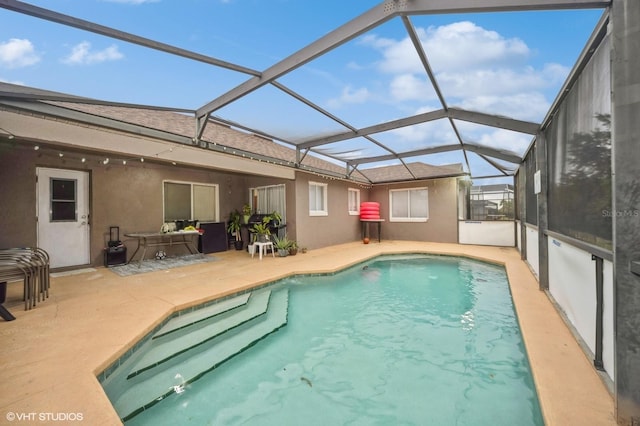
xmin=360 ymin=162 xmax=465 ymax=183
xmin=471 ymin=184 xmax=514 ymax=193
xmin=0 ymin=82 xmax=467 ymax=185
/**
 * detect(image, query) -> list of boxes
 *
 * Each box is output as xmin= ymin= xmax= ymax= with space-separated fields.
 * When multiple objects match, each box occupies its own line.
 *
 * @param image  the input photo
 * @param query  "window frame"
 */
xmin=309 ymin=181 xmax=328 ymax=216
xmin=348 ymin=188 xmax=360 ymax=216
xmin=250 ymin=184 xmax=287 ymax=222
xmin=163 ymin=180 xmax=220 ymax=223
xmin=389 ymin=187 xmax=429 ymax=222
xmin=50 ymin=177 xmax=77 ymax=222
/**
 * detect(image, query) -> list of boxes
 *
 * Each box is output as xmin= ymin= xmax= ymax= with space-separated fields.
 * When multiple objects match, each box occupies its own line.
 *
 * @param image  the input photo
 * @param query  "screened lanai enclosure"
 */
xmin=0 ymin=0 xmax=608 ymax=183
xmin=0 ymin=0 xmax=639 ymax=424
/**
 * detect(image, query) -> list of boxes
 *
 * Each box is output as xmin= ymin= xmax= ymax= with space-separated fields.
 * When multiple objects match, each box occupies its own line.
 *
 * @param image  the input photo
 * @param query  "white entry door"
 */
xmin=37 ymin=168 xmax=90 ymax=268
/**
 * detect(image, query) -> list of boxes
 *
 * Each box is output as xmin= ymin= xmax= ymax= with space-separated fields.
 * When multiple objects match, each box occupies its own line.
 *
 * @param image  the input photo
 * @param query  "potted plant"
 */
xmin=273 ymin=235 xmax=292 ymax=257
xmin=251 ymin=222 xmax=271 ymax=242
xmin=242 ymin=204 xmax=252 ymax=224
xmin=288 ymin=239 xmax=298 ymax=256
xmin=269 ymin=210 xmax=282 ymax=227
xmin=227 ymin=209 xmax=244 ymax=250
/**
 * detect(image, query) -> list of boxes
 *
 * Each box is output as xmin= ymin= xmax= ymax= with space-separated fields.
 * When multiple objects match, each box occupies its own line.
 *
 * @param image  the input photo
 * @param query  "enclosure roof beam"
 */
xmin=348 ymin=144 xmax=462 ymax=166
xmin=448 ymin=108 xmax=540 ymax=135
xmin=0 ymin=0 xmax=260 ymax=77
xmin=477 ymin=153 xmax=513 ymax=176
xmin=0 ymin=99 xmax=194 ymax=145
xmin=462 ymin=143 xmax=522 ymax=164
xmin=297 ymin=109 xmax=447 ymax=149
xmin=271 ymin=81 xmax=398 ymax=157
xmin=194 ymin=0 xmax=611 ymax=121
xmin=0 ymin=90 xmax=195 ymax=114
xmin=400 ymin=0 xmax=610 ymax=15
xmin=402 ymin=15 xmax=471 ymax=175
xmin=195 ymin=2 xmax=401 ymax=119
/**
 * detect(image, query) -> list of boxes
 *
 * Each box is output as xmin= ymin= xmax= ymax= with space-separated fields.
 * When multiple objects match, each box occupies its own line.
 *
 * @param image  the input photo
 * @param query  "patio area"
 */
xmin=0 ymin=241 xmax=615 ymax=425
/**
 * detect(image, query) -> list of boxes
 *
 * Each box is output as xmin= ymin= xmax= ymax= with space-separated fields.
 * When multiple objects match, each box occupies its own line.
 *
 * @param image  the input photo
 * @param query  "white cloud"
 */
xmin=457 ymin=92 xmax=551 ymax=122
xmin=438 ymin=65 xmax=568 ymax=99
xmin=476 ymin=128 xmax=532 ymax=154
xmin=356 ymin=21 xmax=569 ymax=123
xmin=389 ymin=107 xmax=455 ymax=146
xmin=389 ymin=74 xmax=435 ymax=101
xmin=327 ymin=85 xmax=371 ymax=108
xmin=422 ymin=21 xmax=530 ymax=72
xmin=0 ymin=38 xmax=41 ymax=68
xmin=62 ymin=42 xmax=124 ymax=65
xmin=365 ymin=22 xmax=529 ymax=76
xmin=346 ymin=61 xmax=364 ymax=71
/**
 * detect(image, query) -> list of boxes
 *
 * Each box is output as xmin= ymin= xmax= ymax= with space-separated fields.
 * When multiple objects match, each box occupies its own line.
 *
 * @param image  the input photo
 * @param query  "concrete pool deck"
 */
xmin=0 ymin=241 xmax=615 ymax=425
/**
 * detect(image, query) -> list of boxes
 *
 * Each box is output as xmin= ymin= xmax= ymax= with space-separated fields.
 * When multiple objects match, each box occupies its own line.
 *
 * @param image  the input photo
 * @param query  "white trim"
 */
xmin=389 ymin=187 xmax=429 ymax=222
xmin=162 ymin=179 xmax=219 ymax=222
xmin=348 ymin=188 xmax=360 ymax=215
xmin=309 ymin=181 xmax=328 ymax=216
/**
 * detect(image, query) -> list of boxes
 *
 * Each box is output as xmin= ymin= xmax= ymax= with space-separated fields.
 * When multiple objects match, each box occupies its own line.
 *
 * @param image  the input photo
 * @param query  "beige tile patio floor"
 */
xmin=0 ymin=241 xmax=615 ymax=425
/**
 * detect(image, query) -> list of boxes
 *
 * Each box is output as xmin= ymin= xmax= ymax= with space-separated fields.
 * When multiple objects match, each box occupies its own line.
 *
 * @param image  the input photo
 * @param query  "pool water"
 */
xmin=125 ymin=255 xmax=543 ymax=425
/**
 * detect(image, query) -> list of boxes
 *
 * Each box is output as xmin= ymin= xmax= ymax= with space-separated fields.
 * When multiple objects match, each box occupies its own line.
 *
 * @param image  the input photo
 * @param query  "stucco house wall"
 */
xmin=0 ymin=143 xmax=256 ymax=265
xmin=368 ymin=177 xmax=459 ymax=243
xmin=293 ymin=172 xmax=367 ymax=250
xmin=0 ymin=140 xmax=462 ymax=269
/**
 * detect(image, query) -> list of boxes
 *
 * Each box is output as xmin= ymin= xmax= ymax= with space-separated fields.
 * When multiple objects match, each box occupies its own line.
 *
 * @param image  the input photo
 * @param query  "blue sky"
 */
xmin=0 ymin=0 xmax=605 ymax=180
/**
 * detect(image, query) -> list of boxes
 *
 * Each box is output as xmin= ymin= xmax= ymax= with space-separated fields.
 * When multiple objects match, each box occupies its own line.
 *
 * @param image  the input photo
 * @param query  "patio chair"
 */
xmin=0 ymin=247 xmax=50 ymax=311
xmin=0 ymin=260 xmax=36 ymax=311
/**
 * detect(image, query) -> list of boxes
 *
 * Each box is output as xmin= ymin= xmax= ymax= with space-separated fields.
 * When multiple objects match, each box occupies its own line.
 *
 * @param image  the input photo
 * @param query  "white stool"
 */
xmin=252 ymin=242 xmax=274 ymax=260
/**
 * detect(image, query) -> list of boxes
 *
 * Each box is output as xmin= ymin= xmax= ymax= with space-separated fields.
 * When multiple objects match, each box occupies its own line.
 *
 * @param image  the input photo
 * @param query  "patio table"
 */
xmin=125 ymin=231 xmax=200 ymax=267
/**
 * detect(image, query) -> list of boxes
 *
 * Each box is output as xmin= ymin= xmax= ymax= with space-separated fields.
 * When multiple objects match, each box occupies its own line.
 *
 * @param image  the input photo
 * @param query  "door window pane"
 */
xmin=51 ymin=178 xmax=77 ymax=221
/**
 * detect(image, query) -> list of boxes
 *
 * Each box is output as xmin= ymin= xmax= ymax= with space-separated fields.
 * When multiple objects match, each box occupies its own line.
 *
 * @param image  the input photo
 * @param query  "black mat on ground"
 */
xmin=109 ymin=254 xmax=218 ymax=277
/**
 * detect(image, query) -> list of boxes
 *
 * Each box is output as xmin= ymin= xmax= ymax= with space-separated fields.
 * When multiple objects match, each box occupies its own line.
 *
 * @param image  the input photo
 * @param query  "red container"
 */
xmin=360 ymin=202 xmax=380 ymax=219
xmin=360 ymin=214 xmax=380 ymax=220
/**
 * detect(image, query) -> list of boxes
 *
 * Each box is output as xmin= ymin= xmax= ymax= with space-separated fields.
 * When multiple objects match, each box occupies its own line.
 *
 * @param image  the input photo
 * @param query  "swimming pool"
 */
xmin=100 ymin=254 xmax=543 ymax=425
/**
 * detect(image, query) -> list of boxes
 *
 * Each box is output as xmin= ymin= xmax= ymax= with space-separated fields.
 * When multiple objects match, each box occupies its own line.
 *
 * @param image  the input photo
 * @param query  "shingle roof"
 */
xmin=1 ymin=82 xmax=468 ymax=184
xmin=360 ymin=162 xmax=465 ymax=183
xmin=471 ymin=184 xmax=514 ymax=192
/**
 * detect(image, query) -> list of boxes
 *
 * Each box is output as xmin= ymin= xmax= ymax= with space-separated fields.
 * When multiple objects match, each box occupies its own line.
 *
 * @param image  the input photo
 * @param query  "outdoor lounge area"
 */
xmin=0 ymin=0 xmax=639 ymax=424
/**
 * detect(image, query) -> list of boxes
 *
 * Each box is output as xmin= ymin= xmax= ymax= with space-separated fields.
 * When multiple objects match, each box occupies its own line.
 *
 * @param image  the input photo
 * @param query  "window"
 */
xmin=50 ymin=178 xmax=77 ymax=221
xmin=389 ymin=187 xmax=428 ymax=222
xmin=251 ymin=184 xmax=286 ymax=222
xmin=309 ymin=181 xmax=328 ymax=216
xmin=348 ymin=188 xmax=360 ymax=215
xmin=163 ymin=181 xmax=219 ymax=222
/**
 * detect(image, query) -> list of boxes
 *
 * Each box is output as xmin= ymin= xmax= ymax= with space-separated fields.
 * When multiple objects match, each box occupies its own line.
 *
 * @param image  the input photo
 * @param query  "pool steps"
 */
xmin=127 ymin=291 xmax=270 ymax=378
xmin=102 ymin=288 xmax=289 ymax=421
xmin=152 ymin=292 xmax=251 ymax=339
